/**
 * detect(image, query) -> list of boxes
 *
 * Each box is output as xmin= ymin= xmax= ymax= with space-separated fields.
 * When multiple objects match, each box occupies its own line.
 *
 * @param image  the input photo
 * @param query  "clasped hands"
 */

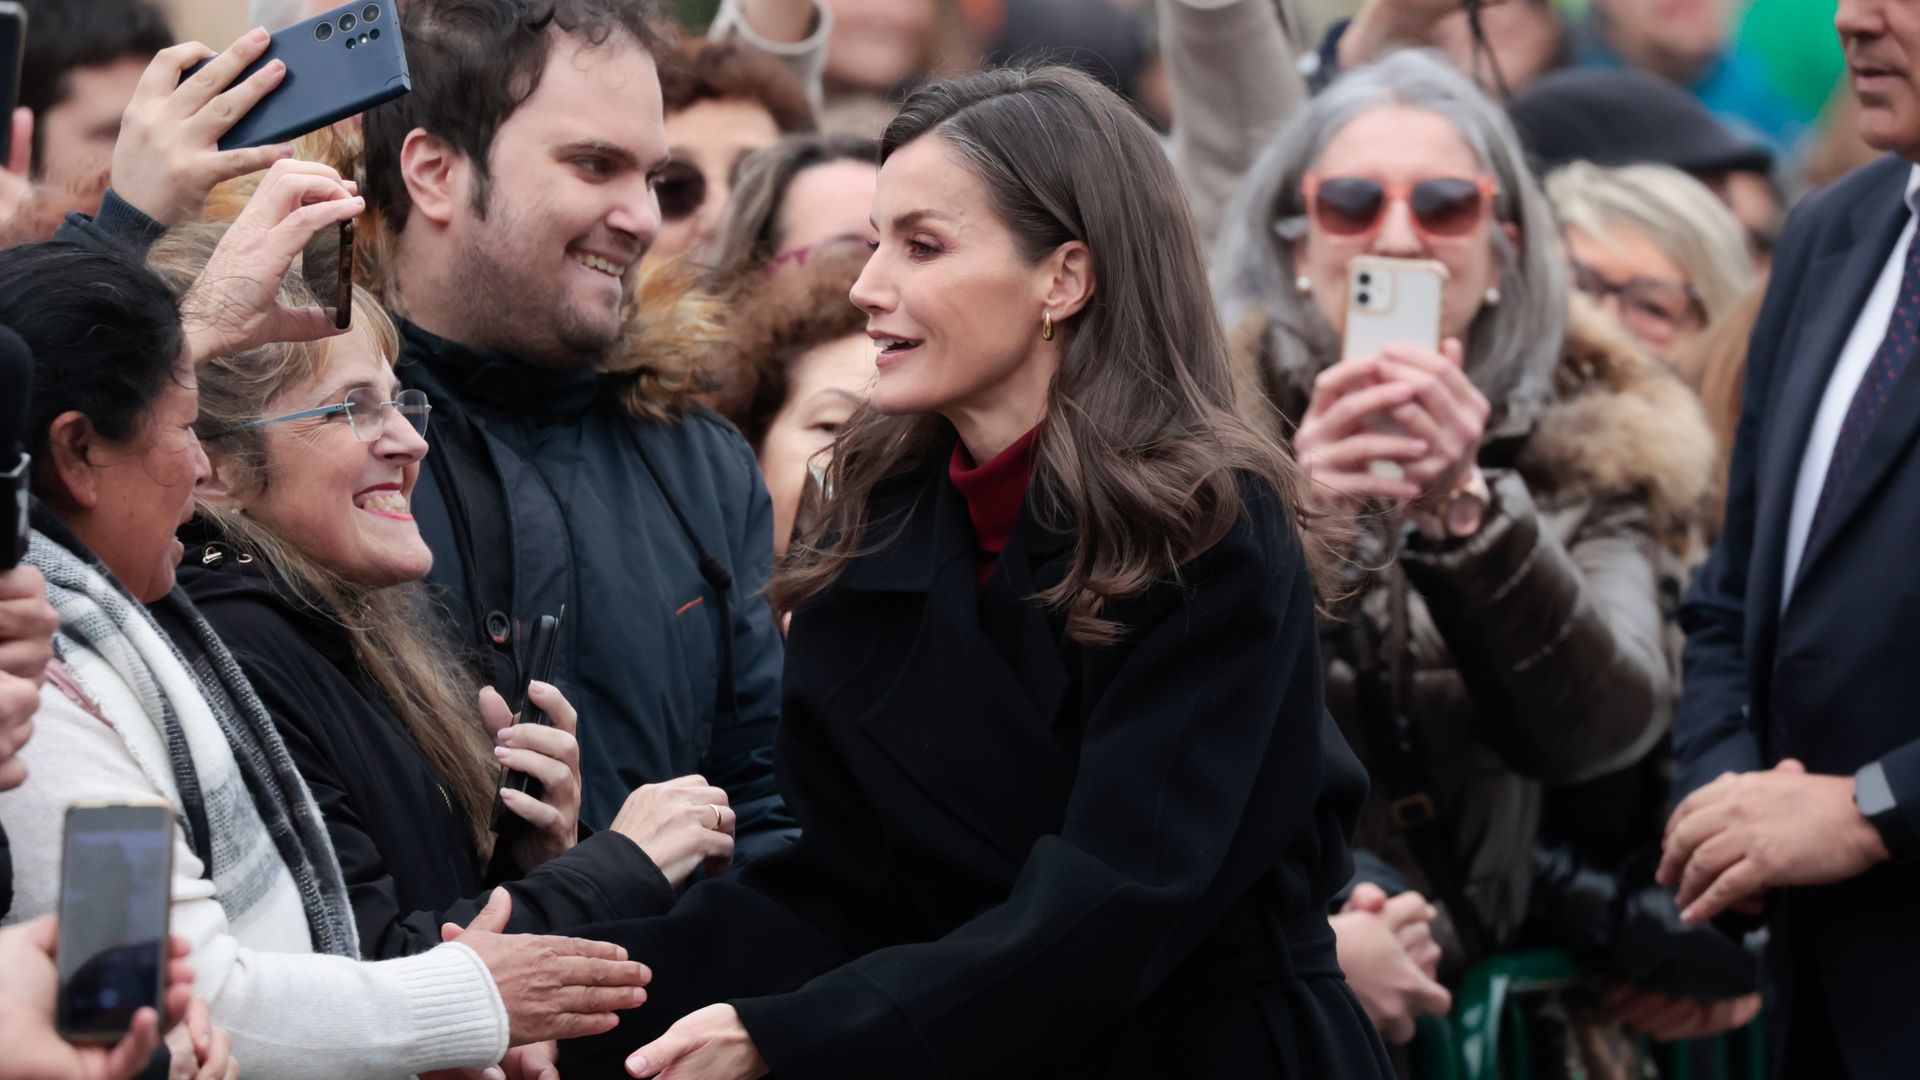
xmin=1656 ymin=758 xmax=1889 ymax=924
xmin=1294 ymin=340 xmax=1489 ymax=527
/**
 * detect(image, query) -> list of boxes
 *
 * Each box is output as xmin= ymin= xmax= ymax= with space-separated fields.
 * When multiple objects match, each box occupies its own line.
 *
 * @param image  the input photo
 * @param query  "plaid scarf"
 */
xmin=28 ymin=505 xmax=358 ymax=958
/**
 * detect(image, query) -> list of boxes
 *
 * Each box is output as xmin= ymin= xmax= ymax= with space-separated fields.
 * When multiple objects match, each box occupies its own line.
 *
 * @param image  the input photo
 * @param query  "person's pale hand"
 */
xmin=1344 ymin=884 xmax=1445 ymax=979
xmin=626 ymin=1004 xmax=768 ymax=1080
xmin=1339 ymin=0 xmax=1507 ymax=68
xmin=112 ymin=30 xmax=296 ymax=226
xmin=0 ymin=918 xmax=198 ymax=1080
xmin=179 ymin=158 xmax=362 ymax=364
xmin=481 ymin=682 xmax=582 ymax=868
xmin=1372 ymin=340 xmax=1489 ymax=509
xmin=0 ymin=565 xmax=57 ymax=685
xmin=440 ymin=888 xmax=653 ymax=1044
xmin=1657 ymin=758 xmax=1888 ymax=923
xmin=163 ymin=996 xmax=238 ymax=1080
xmin=608 ymin=775 xmax=736 ymax=888
xmin=1601 ymin=984 xmax=1762 ymax=1043
xmin=1331 ymin=903 xmax=1453 ymax=1044
xmin=1294 ymin=354 xmax=1430 ymax=520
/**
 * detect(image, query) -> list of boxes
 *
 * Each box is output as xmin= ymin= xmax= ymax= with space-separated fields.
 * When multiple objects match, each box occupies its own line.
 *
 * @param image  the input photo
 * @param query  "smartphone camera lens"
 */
xmin=369 ymin=27 xmax=380 ymax=39
xmin=363 ymin=3 xmax=381 ymax=21
xmin=315 ymin=21 xmax=334 ymax=40
xmin=1358 ymin=272 xmax=1372 ymax=285
xmin=344 ymin=36 xmax=356 ymax=48
xmin=1357 ymin=292 xmax=1371 ymax=306
xmin=339 ymin=12 xmax=357 ymax=32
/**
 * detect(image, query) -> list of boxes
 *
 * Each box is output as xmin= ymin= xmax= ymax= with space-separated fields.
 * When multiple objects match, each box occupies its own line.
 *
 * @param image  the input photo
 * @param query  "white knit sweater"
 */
xmin=0 ymin=659 xmax=511 ymax=1078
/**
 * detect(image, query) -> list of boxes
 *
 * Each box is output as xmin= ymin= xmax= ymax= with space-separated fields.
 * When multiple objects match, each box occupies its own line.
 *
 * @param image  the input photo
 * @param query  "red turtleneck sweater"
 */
xmin=948 ymin=427 xmax=1040 ymax=584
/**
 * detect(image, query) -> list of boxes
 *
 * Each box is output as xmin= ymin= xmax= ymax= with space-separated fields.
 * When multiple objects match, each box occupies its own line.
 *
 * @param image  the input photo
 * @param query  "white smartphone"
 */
xmin=1341 ymin=256 xmax=1448 ymax=482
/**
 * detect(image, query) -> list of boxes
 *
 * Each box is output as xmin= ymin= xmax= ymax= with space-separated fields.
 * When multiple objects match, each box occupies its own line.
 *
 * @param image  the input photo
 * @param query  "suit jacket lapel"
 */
xmin=1751 ymin=180 xmax=1911 ymax=625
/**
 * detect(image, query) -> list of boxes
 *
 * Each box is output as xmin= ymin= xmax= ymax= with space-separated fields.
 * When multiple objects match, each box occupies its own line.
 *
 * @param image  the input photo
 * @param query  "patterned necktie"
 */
xmin=1807 ymin=225 xmax=1920 ymax=543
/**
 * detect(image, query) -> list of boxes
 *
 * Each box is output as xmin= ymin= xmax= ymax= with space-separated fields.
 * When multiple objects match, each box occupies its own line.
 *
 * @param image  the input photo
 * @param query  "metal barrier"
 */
xmin=1410 ymin=950 xmax=1766 ymax=1080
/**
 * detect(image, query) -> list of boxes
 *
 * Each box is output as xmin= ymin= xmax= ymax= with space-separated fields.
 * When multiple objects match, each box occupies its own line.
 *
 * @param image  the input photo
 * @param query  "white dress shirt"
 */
xmin=1782 ymin=166 xmax=1920 ymax=607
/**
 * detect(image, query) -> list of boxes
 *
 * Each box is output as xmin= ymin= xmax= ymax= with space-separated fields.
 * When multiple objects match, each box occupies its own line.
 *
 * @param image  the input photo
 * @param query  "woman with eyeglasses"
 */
xmin=1214 ymin=51 xmax=1719 ymax=1055
xmin=144 ymin=222 xmax=736 ymax=985
xmin=1546 ymin=161 xmax=1756 ymax=362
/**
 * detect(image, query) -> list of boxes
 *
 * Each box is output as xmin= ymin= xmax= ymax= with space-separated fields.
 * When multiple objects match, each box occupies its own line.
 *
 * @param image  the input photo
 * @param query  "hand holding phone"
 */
xmin=0 ymin=916 xmax=195 ymax=1080
xmin=491 ymin=607 xmax=567 ymax=834
xmin=179 ymin=159 xmax=361 ymax=363
xmin=302 ymin=218 xmax=356 ymax=331
xmin=113 ymin=30 xmax=299 ymax=227
xmin=56 ymin=801 xmax=174 ymax=1044
xmin=1342 ymin=256 xmax=1447 ymax=484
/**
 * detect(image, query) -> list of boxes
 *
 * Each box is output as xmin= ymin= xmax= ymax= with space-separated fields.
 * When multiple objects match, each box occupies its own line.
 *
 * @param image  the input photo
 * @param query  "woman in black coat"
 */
xmin=558 ymin=66 xmax=1391 ymax=1080
xmin=147 ymin=223 xmax=741 ymax=960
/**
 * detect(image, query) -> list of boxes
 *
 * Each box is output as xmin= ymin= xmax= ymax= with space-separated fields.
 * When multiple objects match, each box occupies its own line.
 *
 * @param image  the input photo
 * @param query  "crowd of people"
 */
xmin=0 ymin=0 xmax=1912 ymax=1075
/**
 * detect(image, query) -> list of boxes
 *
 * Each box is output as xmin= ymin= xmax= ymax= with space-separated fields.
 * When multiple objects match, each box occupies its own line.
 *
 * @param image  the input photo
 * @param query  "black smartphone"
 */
xmin=491 ymin=606 xmax=566 ymax=832
xmin=56 ymin=801 xmax=174 ymax=1043
xmin=184 ymin=0 xmax=411 ymax=151
xmin=0 ymin=3 xmax=25 ymax=170
xmin=302 ymin=218 xmax=355 ymax=331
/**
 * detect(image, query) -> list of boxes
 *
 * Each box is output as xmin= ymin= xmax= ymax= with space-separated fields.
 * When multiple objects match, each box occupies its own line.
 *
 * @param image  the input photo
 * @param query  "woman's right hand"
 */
xmin=608 ymin=776 xmax=736 ymax=888
xmin=442 ymin=889 xmax=653 ymax=1045
xmin=1331 ymin=885 xmax=1453 ymax=1044
xmin=179 ymin=158 xmax=362 ymax=363
xmin=163 ymin=997 xmax=238 ymax=1080
xmin=1294 ymin=354 xmax=1429 ymax=521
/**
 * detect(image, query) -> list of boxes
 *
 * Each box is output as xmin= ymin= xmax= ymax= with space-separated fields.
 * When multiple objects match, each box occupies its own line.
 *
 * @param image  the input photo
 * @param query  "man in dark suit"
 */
xmin=1658 ymin=0 xmax=1920 ymax=1074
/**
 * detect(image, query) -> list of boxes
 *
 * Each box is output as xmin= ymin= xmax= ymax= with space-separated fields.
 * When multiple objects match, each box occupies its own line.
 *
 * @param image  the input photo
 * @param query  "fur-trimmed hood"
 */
xmin=1230 ymin=292 xmax=1717 ymax=553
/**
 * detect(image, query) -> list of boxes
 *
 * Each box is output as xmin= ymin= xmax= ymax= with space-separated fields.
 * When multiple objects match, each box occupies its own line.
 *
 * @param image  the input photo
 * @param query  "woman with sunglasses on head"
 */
xmin=144 ymin=224 xmax=736 ymax=974
xmin=1214 ymin=50 xmax=1717 ymax=1051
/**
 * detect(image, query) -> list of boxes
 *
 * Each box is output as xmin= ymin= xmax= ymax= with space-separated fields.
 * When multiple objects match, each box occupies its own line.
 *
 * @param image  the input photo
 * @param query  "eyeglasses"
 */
xmin=1569 ymin=260 xmax=1704 ymax=346
xmin=248 ymin=386 xmax=432 ymax=442
xmin=655 ymin=160 xmax=707 ymax=222
xmin=1302 ymin=174 xmax=1498 ymax=240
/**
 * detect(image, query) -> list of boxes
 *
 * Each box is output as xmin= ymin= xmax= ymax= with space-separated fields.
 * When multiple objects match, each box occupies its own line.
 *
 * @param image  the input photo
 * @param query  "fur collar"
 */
xmin=1231 ymin=293 xmax=1716 ymax=552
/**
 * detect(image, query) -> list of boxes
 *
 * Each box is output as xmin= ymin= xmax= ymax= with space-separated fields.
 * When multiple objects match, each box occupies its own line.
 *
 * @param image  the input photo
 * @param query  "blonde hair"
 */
xmin=1546 ymin=162 xmax=1754 ymax=325
xmin=149 ymin=222 xmax=500 ymax=855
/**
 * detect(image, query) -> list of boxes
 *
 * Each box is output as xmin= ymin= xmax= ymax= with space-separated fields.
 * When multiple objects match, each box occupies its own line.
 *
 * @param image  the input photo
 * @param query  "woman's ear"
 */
xmin=1042 ymin=240 xmax=1096 ymax=321
xmin=36 ymin=411 xmax=100 ymax=511
xmin=196 ymin=455 xmax=250 ymax=512
xmin=400 ymin=130 xmax=463 ymax=228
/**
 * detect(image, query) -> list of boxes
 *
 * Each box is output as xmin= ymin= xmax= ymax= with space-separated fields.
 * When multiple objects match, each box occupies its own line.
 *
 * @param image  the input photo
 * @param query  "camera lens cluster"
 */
xmin=316 ymin=4 xmax=382 ymax=46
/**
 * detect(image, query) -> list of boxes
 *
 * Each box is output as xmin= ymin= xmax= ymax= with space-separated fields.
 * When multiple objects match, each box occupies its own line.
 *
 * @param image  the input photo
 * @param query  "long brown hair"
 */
xmin=769 ymin=66 xmax=1332 ymax=645
xmin=148 ymin=224 xmax=501 ymax=855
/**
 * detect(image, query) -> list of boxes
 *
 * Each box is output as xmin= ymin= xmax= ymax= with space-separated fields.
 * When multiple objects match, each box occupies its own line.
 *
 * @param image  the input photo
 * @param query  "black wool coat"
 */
xmin=560 ymin=453 xmax=1390 ymax=1079
xmin=175 ymin=541 xmax=673 ymax=958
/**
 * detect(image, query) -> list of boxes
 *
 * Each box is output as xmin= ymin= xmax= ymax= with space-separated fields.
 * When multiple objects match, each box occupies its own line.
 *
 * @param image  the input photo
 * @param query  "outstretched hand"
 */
xmin=626 ymin=1004 xmax=768 ymax=1080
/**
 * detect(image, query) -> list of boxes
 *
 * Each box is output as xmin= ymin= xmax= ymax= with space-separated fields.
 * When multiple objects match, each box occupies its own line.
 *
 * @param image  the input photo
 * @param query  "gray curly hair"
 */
xmin=1212 ymin=50 xmax=1567 ymax=426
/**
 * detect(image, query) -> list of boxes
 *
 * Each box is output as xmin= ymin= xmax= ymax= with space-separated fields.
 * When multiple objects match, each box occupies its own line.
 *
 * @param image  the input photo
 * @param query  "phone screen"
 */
xmin=0 ymin=3 xmax=27 ymax=169
xmin=301 ymin=220 xmax=355 ymax=330
xmin=57 ymin=805 xmax=172 ymax=1040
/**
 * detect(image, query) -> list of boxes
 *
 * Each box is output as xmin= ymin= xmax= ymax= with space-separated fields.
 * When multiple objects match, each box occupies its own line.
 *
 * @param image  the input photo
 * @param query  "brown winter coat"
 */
xmin=1234 ymin=296 xmax=1718 ymax=959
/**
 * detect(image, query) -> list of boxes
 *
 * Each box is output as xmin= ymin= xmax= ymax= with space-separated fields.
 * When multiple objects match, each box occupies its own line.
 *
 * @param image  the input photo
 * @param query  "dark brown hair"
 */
xmin=659 ymin=39 xmax=816 ymax=134
xmin=711 ymin=237 xmax=870 ymax=449
xmin=769 ymin=66 xmax=1330 ymax=644
xmin=363 ymin=0 xmax=670 ymax=232
xmin=708 ymin=132 xmax=878 ymax=284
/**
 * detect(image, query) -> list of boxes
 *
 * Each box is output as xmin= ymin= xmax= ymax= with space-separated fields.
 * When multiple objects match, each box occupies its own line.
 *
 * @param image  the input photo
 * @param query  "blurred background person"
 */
xmin=707 ymin=133 xmax=877 ymax=281
xmin=1547 ymin=161 xmax=1757 ymax=361
xmin=709 ymin=236 xmax=871 ymax=556
xmin=1213 ymin=50 xmax=1717 ymax=1059
xmin=1509 ymin=66 xmax=1784 ymax=264
xmin=656 ymin=39 xmax=818 ymax=262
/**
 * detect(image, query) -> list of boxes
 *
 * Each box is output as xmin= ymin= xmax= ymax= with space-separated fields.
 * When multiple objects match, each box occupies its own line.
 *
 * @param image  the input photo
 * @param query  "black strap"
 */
xmin=421 ymin=390 xmax=521 ymax=692
xmin=626 ymin=427 xmax=739 ymax=725
xmin=1344 ymin=559 xmax=1492 ymax=963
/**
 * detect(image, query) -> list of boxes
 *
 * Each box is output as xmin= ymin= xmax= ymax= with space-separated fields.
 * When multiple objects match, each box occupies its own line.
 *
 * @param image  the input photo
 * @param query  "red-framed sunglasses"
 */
xmin=1302 ymin=173 xmax=1498 ymax=240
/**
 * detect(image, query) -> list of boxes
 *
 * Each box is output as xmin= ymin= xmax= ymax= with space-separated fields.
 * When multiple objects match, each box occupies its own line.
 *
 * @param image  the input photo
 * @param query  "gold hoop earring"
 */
xmin=1041 ymin=311 xmax=1055 ymax=342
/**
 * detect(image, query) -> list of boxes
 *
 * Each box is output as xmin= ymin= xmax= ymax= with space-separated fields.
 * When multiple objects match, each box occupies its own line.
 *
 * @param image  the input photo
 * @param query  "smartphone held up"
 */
xmin=1341 ymin=255 xmax=1448 ymax=484
xmin=55 ymin=801 xmax=174 ymax=1043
